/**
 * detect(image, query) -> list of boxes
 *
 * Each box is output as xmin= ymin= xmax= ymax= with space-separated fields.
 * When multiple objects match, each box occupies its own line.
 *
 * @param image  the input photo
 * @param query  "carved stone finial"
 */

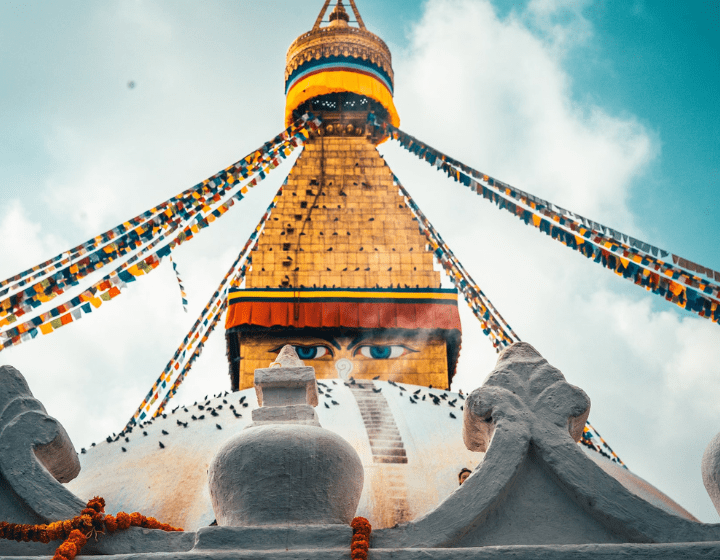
xmin=702 ymin=432 xmax=720 ymax=515
xmin=463 ymin=342 xmax=590 ymax=453
xmin=269 ymin=344 xmax=305 ymax=368
xmin=208 ymin=346 xmax=364 ymax=528
xmin=0 ymin=365 xmax=85 ymax=523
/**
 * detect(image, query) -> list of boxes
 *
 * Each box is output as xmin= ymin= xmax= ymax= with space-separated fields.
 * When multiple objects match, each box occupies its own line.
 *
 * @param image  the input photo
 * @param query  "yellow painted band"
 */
xmin=285 ymin=70 xmax=400 ymax=128
xmin=229 ymin=290 xmax=457 ymax=302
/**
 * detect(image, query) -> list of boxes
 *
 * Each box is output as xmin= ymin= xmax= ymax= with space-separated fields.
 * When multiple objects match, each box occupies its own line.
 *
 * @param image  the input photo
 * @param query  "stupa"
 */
xmin=2 ymin=2 xmax=720 ymax=559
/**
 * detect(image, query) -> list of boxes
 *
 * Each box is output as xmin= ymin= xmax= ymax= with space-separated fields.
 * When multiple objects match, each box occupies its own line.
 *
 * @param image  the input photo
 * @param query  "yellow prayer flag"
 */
xmin=532 ymin=215 xmax=542 ymax=227
xmin=39 ymin=323 xmax=54 ymax=335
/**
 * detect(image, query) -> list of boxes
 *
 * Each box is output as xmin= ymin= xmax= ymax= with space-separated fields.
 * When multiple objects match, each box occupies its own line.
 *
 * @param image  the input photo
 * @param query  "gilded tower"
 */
xmin=225 ymin=1 xmax=462 ymax=391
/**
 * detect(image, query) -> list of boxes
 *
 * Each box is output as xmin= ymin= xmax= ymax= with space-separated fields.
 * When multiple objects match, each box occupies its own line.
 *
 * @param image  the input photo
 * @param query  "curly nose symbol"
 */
xmin=335 ymin=358 xmax=354 ymax=380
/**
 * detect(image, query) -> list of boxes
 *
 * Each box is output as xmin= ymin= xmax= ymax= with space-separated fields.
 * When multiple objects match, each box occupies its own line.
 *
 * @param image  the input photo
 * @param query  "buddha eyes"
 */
xmin=355 ymin=345 xmax=411 ymax=360
xmin=293 ymin=345 xmax=331 ymax=360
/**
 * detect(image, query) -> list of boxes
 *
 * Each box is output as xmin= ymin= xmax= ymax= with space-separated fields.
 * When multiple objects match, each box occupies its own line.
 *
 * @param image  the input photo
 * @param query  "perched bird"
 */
xmin=373 ymin=375 xmax=380 ymax=380
xmin=409 ymin=397 xmax=417 ymax=404
xmin=422 ymin=395 xmax=426 ymax=401
xmin=369 ymin=217 xmax=375 ymax=221
xmin=233 ymin=411 xmax=242 ymax=418
xmin=240 ymin=396 xmax=246 ymax=403
xmin=355 ymin=267 xmax=360 ymax=271
xmin=373 ymin=388 xmax=382 ymax=393
xmin=159 ymin=441 xmax=165 ymax=449
xmin=162 ymin=414 xmax=167 ymax=419
xmin=199 ymin=415 xmax=205 ymax=420
xmin=162 ymin=430 xmax=169 ymax=435
xmin=460 ymin=405 xmax=464 ymax=411
xmin=216 ymin=424 xmax=222 ymax=430
xmin=448 ymin=402 xmax=455 ymax=408
xmin=192 ymin=415 xmax=198 ymax=420
xmin=229 ymin=404 xmax=235 ymax=409
xmin=217 ymin=405 xmax=223 ymax=410
xmin=81 ymin=448 xmax=86 ymax=454
xmin=357 ymin=384 xmax=364 ymax=389
xmin=198 ymin=405 xmax=205 ymax=410
xmin=449 ymin=412 xmax=456 ymax=419
xmin=324 ymin=402 xmax=330 ymax=409
xmin=211 ymin=410 xmax=219 ymax=417
xmin=331 ymin=400 xmax=339 ymax=405
xmin=432 ymin=400 xmax=440 ymax=406
xmin=125 ymin=437 xmax=129 ymax=442
xmin=122 ymin=447 xmax=127 ymax=452
xmin=176 ymin=421 xmax=183 ymax=427
xmin=223 ymin=399 xmax=227 ymax=404
xmin=365 ymin=267 xmax=370 ymax=271
xmin=413 ymin=389 xmax=421 ymax=395
xmin=243 ymin=403 xmax=249 ymax=408
xmin=343 ymin=267 xmax=348 ymax=271
xmin=106 ymin=436 xmax=112 ymax=443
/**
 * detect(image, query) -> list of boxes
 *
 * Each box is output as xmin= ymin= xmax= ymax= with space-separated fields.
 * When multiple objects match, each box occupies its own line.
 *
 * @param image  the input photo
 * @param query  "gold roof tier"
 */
xmin=285 ymin=0 xmax=399 ymax=128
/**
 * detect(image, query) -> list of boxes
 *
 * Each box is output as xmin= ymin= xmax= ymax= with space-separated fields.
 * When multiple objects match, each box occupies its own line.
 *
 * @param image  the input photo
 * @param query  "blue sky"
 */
xmin=0 ymin=0 xmax=719 ymax=522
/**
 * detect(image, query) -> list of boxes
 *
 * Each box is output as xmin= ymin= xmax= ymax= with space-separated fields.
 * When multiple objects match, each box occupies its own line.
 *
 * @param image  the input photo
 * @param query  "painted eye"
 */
xmin=356 ymin=345 xmax=408 ymax=359
xmin=293 ymin=346 xmax=330 ymax=360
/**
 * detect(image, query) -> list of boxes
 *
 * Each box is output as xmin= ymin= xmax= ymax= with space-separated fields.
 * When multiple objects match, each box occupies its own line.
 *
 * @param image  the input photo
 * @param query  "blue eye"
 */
xmin=357 ymin=346 xmax=408 ymax=359
xmin=294 ymin=346 xmax=329 ymax=360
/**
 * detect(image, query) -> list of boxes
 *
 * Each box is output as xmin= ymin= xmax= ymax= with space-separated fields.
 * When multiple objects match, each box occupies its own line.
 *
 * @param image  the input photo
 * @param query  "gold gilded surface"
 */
xmin=245 ymin=135 xmax=440 ymax=289
xmin=236 ymin=332 xmax=450 ymax=391
xmin=285 ymin=26 xmax=393 ymax=85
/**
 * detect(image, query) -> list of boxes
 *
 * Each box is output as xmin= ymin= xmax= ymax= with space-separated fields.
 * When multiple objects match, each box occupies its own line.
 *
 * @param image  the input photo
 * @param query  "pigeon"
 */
xmin=331 ymin=400 xmax=339 ymax=405
xmin=223 ymin=399 xmax=227 ymax=404
xmin=413 ymin=389 xmax=421 ymax=395
xmin=176 ymin=421 xmax=183 ymax=427
xmin=162 ymin=430 xmax=169 ymax=435
xmin=448 ymin=402 xmax=455 ymax=408
xmin=81 ymin=448 xmax=86 ymax=454
xmin=355 ymin=267 xmax=360 ymax=271
xmin=324 ymin=402 xmax=330 ymax=409
xmin=373 ymin=375 xmax=380 ymax=380
xmin=192 ymin=415 xmax=198 ymax=420
xmin=460 ymin=405 xmax=464 ymax=411
xmin=233 ymin=411 xmax=242 ymax=418
xmin=369 ymin=217 xmax=375 ymax=221
xmin=106 ymin=436 xmax=112 ymax=443
xmin=122 ymin=447 xmax=127 ymax=452
xmin=159 ymin=441 xmax=165 ymax=449
xmin=357 ymin=384 xmax=364 ymax=389
xmin=217 ymin=405 xmax=223 ymax=410
xmin=162 ymin=414 xmax=167 ymax=419
xmin=432 ymin=400 xmax=440 ymax=406
xmin=179 ymin=421 xmax=188 ymax=428
xmin=199 ymin=415 xmax=205 ymax=420
xmin=449 ymin=412 xmax=456 ymax=419
xmin=229 ymin=404 xmax=235 ymax=409
xmin=211 ymin=410 xmax=219 ymax=417
xmin=216 ymin=424 xmax=222 ymax=430
xmin=449 ymin=399 xmax=457 ymax=405
xmin=240 ymin=396 xmax=246 ymax=403
xmin=125 ymin=437 xmax=129 ymax=442
xmin=409 ymin=397 xmax=417 ymax=404
xmin=243 ymin=403 xmax=249 ymax=408
xmin=422 ymin=395 xmax=426 ymax=401
xmin=91 ymin=443 xmax=96 ymax=447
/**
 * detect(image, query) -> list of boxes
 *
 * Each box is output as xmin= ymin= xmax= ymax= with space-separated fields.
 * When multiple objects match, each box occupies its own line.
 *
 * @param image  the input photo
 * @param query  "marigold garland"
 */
xmin=0 ymin=496 xmax=182 ymax=560
xmin=350 ymin=517 xmax=371 ymax=560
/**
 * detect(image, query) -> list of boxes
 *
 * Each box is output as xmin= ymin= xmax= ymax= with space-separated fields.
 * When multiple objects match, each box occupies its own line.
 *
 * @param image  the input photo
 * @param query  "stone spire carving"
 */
xmin=208 ymin=346 xmax=364 ymax=527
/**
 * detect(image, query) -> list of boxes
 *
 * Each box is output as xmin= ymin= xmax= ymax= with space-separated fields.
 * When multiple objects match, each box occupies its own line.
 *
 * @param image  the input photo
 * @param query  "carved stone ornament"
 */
xmin=0 ymin=365 xmax=86 ymax=524
xmin=373 ymin=342 xmax=720 ymax=548
xmin=208 ymin=345 xmax=363 ymax=527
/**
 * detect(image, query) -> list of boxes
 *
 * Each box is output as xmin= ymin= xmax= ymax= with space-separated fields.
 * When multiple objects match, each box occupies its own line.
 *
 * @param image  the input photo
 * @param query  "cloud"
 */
xmin=378 ymin=0 xmax=720 ymax=522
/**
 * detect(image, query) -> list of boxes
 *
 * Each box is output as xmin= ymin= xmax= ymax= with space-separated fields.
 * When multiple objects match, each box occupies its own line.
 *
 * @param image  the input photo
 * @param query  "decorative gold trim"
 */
xmin=286 ymin=26 xmax=393 ymax=85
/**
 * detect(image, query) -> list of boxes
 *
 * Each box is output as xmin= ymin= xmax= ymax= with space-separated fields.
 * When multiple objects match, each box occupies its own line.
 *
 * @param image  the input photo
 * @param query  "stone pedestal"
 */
xmin=208 ymin=346 xmax=364 ymax=527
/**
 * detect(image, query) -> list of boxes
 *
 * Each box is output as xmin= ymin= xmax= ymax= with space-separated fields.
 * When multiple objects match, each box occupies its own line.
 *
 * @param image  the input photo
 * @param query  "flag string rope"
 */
xmin=381 ymin=123 xmax=720 ymax=324
xmin=0 ymin=126 xmax=293 ymax=298
xmin=125 ymin=185 xmax=285 ymax=427
xmin=170 ymin=257 xmax=188 ymax=312
xmin=0 ymin=115 xmax=320 ymax=352
xmin=394 ymin=178 xmax=624 ymax=466
xmin=0 ymin=114 xmax=317 ymax=325
xmin=394 ymin=177 xmax=518 ymax=350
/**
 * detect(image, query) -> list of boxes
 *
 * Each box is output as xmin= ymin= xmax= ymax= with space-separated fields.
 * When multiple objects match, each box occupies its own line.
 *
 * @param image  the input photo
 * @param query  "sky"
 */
xmin=1 ymin=0 xmax=719 ymax=522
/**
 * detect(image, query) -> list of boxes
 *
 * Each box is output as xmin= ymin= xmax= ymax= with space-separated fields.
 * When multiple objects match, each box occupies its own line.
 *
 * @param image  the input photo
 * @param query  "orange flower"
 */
xmin=56 ymin=540 xmax=78 ymax=559
xmin=104 ymin=515 xmax=117 ymax=533
xmin=116 ymin=512 xmax=131 ymax=530
xmin=67 ymin=529 xmax=87 ymax=548
xmin=129 ymin=512 xmax=144 ymax=526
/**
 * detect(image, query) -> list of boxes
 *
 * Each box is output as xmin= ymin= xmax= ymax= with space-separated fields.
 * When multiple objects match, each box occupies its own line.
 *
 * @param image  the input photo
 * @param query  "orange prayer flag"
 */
xmin=39 ymin=323 xmax=53 ymax=335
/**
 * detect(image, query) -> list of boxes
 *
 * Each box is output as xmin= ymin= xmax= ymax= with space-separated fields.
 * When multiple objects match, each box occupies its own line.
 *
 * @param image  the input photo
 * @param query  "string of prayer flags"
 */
xmin=0 ymin=116 xmax=320 ymax=355
xmin=394 ymin=178 xmax=518 ymax=351
xmin=581 ymin=422 xmax=626 ymax=467
xmin=382 ymin=122 xmax=720 ymax=325
xmin=170 ymin=258 xmax=188 ymax=312
xmin=0 ymin=114 xmax=320 ymax=327
xmin=125 ymin=185 xmax=285 ymax=428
